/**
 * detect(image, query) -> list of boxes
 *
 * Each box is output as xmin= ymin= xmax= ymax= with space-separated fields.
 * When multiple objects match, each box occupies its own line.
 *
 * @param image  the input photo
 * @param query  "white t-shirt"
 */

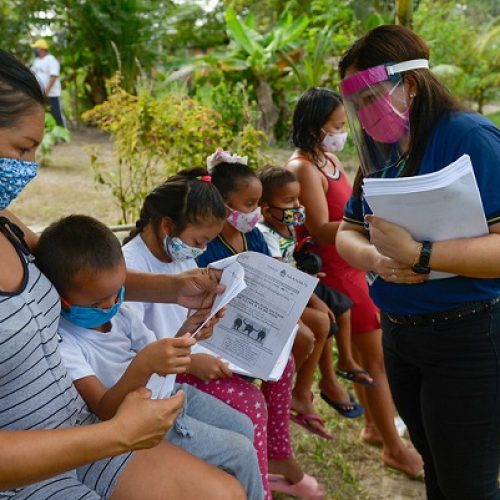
xmin=257 ymin=222 xmax=296 ymax=265
xmin=58 ymin=304 xmax=164 ymax=396
xmin=31 ymin=54 xmax=61 ymax=97
xmin=122 ymin=235 xmax=195 ymax=338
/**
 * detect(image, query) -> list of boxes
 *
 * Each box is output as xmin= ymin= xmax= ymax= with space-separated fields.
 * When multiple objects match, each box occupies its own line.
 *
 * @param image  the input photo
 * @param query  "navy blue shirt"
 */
xmin=196 ymin=227 xmax=271 ymax=267
xmin=344 ymin=112 xmax=500 ymax=314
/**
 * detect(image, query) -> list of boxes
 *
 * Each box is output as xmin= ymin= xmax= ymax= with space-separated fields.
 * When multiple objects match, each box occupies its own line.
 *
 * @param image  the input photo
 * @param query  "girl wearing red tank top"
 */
xmin=286 ymin=88 xmax=423 ymax=480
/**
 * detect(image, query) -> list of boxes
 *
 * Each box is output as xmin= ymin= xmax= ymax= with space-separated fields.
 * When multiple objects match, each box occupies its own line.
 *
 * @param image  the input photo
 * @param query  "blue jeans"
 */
xmin=168 ymin=383 xmax=264 ymax=500
xmin=382 ymin=306 xmax=500 ymax=499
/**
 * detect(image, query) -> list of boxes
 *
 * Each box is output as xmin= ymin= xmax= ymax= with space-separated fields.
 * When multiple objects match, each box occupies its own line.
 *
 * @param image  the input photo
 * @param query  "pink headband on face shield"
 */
xmin=340 ymin=59 xmax=429 ymax=97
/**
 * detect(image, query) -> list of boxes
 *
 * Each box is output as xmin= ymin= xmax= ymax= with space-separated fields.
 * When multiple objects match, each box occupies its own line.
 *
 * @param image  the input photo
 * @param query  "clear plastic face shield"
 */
xmin=339 ymin=59 xmax=429 ymax=177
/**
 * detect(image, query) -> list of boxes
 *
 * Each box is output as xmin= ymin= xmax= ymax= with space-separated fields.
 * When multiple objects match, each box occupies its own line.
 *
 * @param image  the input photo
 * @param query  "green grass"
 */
xmin=486 ymin=111 xmax=500 ymax=127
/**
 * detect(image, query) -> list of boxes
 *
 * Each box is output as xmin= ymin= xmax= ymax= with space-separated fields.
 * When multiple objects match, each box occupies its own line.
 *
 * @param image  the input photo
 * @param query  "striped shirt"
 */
xmin=0 ymin=219 xmax=131 ymax=499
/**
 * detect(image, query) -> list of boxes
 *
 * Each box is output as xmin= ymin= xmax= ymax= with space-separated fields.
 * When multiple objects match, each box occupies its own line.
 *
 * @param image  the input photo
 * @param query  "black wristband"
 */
xmin=412 ymin=240 xmax=432 ymax=274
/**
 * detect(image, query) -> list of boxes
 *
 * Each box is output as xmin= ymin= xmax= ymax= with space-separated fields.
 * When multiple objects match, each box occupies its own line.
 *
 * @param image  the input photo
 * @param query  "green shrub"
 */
xmin=38 ymin=113 xmax=71 ymax=166
xmin=83 ymin=74 xmax=268 ymax=223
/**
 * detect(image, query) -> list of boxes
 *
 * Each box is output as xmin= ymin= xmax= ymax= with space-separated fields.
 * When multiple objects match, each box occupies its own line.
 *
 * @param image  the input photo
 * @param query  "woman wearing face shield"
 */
xmin=336 ymin=25 xmax=500 ymax=499
xmin=286 ymin=88 xmax=424 ymax=480
xmin=0 ymin=49 xmax=245 ymax=499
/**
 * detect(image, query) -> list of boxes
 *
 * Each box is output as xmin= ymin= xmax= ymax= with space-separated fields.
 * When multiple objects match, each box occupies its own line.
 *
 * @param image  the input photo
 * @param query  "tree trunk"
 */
xmin=85 ymin=71 xmax=107 ymax=106
xmin=396 ymin=0 xmax=413 ymax=27
xmin=255 ymin=76 xmax=280 ymax=143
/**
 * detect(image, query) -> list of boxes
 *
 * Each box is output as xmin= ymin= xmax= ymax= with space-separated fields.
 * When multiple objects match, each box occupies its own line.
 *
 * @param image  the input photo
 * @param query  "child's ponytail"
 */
xmin=123 ymin=167 xmax=226 ymax=245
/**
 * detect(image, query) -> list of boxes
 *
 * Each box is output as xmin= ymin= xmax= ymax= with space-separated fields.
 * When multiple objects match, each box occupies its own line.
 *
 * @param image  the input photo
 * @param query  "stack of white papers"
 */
xmin=363 ymin=154 xmax=488 ymax=279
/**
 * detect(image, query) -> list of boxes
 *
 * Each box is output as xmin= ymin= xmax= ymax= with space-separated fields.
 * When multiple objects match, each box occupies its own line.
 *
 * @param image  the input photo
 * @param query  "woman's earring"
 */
xmin=410 ymin=93 xmax=416 ymax=99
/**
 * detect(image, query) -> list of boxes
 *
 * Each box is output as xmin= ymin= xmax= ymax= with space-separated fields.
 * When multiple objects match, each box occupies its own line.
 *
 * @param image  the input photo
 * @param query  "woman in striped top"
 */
xmin=0 ymin=49 xmax=244 ymax=499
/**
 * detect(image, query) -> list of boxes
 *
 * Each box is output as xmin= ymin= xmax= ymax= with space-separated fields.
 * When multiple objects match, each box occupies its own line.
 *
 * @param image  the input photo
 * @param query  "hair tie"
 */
xmin=198 ymin=175 xmax=212 ymax=183
xmin=206 ymin=148 xmax=248 ymax=173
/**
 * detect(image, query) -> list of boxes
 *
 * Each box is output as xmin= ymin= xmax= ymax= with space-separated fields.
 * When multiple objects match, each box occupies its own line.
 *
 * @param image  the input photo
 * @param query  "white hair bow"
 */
xmin=206 ymin=148 xmax=248 ymax=173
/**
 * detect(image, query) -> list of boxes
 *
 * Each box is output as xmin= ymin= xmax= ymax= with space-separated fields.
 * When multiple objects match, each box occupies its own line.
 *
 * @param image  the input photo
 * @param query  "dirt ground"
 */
xmin=12 ymin=129 xmax=426 ymax=500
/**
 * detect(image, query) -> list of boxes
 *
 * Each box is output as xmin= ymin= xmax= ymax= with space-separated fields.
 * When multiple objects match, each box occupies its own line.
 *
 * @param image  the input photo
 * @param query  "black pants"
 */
xmin=382 ymin=307 xmax=500 ymax=499
xmin=48 ymin=96 xmax=66 ymax=128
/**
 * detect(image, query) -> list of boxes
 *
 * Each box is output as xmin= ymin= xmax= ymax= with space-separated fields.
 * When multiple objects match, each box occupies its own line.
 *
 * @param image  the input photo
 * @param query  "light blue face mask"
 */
xmin=163 ymin=234 xmax=206 ymax=262
xmin=61 ymin=286 xmax=125 ymax=329
xmin=0 ymin=157 xmax=38 ymax=210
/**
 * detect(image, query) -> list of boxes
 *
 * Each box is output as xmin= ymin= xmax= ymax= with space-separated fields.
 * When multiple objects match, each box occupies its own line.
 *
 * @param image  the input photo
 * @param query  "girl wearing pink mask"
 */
xmin=337 ymin=25 xmax=500 ymax=498
xmin=286 ymin=88 xmax=423 ymax=480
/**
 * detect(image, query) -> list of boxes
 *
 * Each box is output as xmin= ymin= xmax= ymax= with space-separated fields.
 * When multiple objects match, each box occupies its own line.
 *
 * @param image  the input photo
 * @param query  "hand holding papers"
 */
xmin=194 ymin=252 xmax=318 ymax=380
xmin=153 ymin=265 xmax=247 ymax=399
xmin=192 ymin=258 xmax=247 ymax=337
xmin=363 ymin=154 xmax=488 ymax=279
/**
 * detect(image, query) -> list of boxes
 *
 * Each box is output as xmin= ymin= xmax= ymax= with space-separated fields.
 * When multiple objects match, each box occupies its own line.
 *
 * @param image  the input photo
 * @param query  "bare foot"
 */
xmin=360 ymin=426 xmax=383 ymax=447
xmin=383 ymin=444 xmax=424 ymax=480
xmin=318 ymin=379 xmax=355 ymax=411
xmin=268 ymin=457 xmax=304 ymax=484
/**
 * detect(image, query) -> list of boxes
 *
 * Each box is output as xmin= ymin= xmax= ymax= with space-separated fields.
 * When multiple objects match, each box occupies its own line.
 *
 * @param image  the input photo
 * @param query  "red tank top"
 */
xmin=295 ymin=156 xmax=353 ymax=276
xmin=292 ymin=155 xmax=380 ymax=334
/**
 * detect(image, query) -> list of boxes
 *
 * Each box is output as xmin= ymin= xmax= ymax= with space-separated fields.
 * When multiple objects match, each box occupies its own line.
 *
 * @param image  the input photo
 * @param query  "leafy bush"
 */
xmin=38 ymin=113 xmax=71 ymax=166
xmin=415 ymin=1 xmax=500 ymax=112
xmin=83 ymin=74 xmax=268 ymax=223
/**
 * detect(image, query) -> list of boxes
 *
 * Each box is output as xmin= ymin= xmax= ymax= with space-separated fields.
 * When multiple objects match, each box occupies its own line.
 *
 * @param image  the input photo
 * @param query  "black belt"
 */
xmin=384 ymin=296 xmax=500 ymax=327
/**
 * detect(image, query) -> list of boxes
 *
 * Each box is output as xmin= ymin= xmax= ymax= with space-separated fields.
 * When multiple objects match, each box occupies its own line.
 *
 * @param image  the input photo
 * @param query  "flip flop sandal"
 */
xmin=268 ymin=473 xmax=325 ymax=499
xmin=290 ymin=411 xmax=333 ymax=440
xmin=320 ymin=391 xmax=364 ymax=418
xmin=335 ymin=368 xmax=376 ymax=386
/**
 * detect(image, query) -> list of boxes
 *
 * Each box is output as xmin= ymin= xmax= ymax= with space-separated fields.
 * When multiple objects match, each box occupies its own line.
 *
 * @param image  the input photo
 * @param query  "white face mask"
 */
xmin=320 ymin=130 xmax=348 ymax=152
xmin=226 ymin=206 xmax=261 ymax=233
xmin=163 ymin=234 xmax=206 ymax=261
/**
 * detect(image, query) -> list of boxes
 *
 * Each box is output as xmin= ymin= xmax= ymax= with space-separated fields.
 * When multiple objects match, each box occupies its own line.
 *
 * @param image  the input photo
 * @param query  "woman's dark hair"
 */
xmin=258 ymin=166 xmax=298 ymax=204
xmin=292 ymin=88 xmax=343 ymax=165
xmin=210 ymin=162 xmax=258 ymax=201
xmin=123 ymin=167 xmax=226 ymax=244
xmin=36 ymin=215 xmax=123 ymax=296
xmin=0 ymin=49 xmax=45 ymax=128
xmin=339 ymin=25 xmax=464 ymax=196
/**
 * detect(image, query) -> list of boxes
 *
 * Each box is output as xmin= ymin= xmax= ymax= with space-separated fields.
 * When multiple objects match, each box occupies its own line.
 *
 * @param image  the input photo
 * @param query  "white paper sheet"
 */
xmin=196 ymin=252 xmax=318 ymax=379
xmin=192 ymin=259 xmax=247 ymax=337
xmin=363 ymin=154 xmax=488 ymax=279
xmin=149 ymin=373 xmax=175 ymax=400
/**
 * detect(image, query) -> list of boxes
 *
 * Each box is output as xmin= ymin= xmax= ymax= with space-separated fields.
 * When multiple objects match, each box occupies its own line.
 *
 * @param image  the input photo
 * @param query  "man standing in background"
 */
xmin=31 ymin=38 xmax=66 ymax=127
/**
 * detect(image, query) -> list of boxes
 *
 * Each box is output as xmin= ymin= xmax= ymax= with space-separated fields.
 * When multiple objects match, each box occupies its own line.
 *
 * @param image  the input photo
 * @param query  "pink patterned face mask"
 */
xmin=226 ymin=206 xmax=261 ymax=233
xmin=357 ymin=93 xmax=409 ymax=144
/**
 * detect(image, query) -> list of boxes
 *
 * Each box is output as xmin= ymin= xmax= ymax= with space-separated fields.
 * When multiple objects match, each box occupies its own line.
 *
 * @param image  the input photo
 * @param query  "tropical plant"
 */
xmin=38 ymin=112 xmax=71 ymax=167
xmin=278 ymin=25 xmax=338 ymax=90
xmin=211 ymin=6 xmax=310 ymax=141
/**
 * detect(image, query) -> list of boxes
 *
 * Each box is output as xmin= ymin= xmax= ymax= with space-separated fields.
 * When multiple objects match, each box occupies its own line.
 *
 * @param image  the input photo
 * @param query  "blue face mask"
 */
xmin=61 ymin=286 xmax=125 ymax=329
xmin=0 ymin=157 xmax=38 ymax=210
xmin=163 ymin=234 xmax=206 ymax=262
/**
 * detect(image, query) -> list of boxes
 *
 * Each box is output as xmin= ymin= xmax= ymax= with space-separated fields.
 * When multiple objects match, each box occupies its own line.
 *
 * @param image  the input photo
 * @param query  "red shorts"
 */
xmin=322 ymin=268 xmax=380 ymax=335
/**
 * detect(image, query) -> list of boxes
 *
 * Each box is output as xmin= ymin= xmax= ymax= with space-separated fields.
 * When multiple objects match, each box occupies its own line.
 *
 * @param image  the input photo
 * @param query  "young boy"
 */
xmin=36 ymin=214 xmax=264 ymax=500
xmin=257 ymin=167 xmax=371 ymax=422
